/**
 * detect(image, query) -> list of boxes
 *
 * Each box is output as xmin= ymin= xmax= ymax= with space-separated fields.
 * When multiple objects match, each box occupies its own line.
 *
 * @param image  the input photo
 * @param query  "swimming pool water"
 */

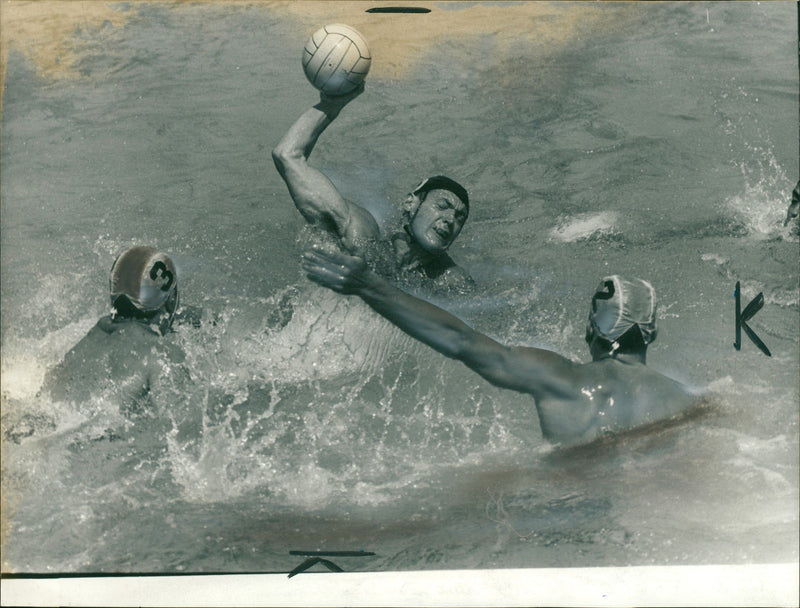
xmin=1 ymin=1 xmax=797 ymax=574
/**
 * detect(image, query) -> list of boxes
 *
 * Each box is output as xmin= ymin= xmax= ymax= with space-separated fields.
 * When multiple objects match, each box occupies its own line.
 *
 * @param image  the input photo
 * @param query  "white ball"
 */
xmin=302 ymin=24 xmax=371 ymax=96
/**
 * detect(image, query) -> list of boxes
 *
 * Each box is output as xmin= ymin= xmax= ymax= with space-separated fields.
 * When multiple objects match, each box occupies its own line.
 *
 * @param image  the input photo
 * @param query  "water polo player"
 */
xmin=303 ymin=248 xmax=701 ymax=447
xmin=109 ymin=245 xmax=180 ymax=335
xmin=272 ymin=85 xmax=473 ymax=291
xmin=584 ymin=276 xmax=658 ymax=362
xmin=41 ymin=246 xmax=190 ymax=411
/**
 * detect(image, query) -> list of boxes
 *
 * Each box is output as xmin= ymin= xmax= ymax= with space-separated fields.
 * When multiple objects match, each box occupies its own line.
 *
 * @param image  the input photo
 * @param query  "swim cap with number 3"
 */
xmin=109 ymin=246 xmax=178 ymax=315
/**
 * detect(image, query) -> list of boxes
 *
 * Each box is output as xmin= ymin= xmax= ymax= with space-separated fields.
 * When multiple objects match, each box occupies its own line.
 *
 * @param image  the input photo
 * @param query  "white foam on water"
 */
xmin=1 ymin=316 xmax=98 ymax=402
xmin=700 ymin=252 xmax=729 ymax=266
xmin=547 ymin=211 xmax=619 ymax=243
xmin=726 ymin=150 xmax=795 ymax=239
xmin=157 ymin=286 xmax=464 ymax=507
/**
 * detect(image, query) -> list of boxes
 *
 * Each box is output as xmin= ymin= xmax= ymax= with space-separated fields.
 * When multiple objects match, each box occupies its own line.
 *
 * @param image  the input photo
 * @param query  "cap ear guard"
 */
xmin=585 ymin=321 xmax=595 ymax=344
xmin=402 ymin=191 xmax=424 ymax=226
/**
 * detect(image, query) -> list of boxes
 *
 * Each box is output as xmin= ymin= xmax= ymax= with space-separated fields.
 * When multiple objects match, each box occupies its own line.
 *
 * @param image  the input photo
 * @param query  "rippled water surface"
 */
xmin=2 ymin=1 xmax=797 ymax=574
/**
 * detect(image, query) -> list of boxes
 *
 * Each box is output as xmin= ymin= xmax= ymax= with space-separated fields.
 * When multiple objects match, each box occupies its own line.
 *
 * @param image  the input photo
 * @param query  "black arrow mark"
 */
xmin=287 ymin=550 xmax=375 ymax=578
xmin=287 ymin=557 xmax=344 ymax=578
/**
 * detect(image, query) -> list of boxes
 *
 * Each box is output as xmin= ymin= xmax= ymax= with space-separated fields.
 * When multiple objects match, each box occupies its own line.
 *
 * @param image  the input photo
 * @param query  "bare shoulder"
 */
xmin=43 ymin=318 xmax=185 ymax=406
xmin=584 ymin=359 xmax=699 ymax=429
xmin=60 ymin=317 xmax=154 ymax=362
xmin=343 ymin=201 xmax=381 ymax=243
xmin=534 ymin=359 xmax=700 ymax=446
xmin=581 ymin=359 xmax=694 ymax=399
xmin=43 ymin=321 xmax=135 ymax=402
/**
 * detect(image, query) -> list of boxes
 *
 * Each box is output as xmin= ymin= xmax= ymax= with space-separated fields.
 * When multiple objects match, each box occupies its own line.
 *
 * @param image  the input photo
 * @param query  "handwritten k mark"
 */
xmin=734 ymin=281 xmax=771 ymax=357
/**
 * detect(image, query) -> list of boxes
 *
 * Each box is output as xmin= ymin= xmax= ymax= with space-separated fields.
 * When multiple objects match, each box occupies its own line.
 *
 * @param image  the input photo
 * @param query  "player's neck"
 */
xmin=393 ymin=229 xmax=438 ymax=269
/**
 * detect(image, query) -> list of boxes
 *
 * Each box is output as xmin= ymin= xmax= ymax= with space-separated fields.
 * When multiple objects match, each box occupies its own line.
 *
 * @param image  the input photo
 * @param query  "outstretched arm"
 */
xmin=302 ymin=248 xmax=579 ymax=401
xmin=272 ymin=87 xmax=379 ymax=248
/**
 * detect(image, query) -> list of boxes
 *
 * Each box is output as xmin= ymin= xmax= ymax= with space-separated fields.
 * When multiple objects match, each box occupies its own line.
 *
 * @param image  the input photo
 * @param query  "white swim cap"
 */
xmin=109 ymin=246 xmax=178 ymax=321
xmin=587 ymin=275 xmax=657 ymax=347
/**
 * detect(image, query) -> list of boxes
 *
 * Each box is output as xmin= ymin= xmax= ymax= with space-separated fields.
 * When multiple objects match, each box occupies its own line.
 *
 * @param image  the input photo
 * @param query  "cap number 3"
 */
xmin=150 ymin=261 xmax=174 ymax=291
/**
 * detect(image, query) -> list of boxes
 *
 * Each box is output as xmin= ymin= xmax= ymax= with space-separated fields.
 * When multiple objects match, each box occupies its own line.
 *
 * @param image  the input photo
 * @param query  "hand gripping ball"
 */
xmin=302 ymin=24 xmax=371 ymax=96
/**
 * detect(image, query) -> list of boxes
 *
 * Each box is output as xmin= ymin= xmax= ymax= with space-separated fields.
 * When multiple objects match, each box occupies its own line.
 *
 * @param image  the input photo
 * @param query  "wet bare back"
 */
xmin=43 ymin=317 xmax=184 ymax=413
xmin=534 ymin=358 xmax=700 ymax=446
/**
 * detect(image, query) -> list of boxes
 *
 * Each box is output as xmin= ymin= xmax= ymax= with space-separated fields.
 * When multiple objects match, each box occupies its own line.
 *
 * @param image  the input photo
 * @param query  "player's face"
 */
xmin=409 ymin=189 xmax=467 ymax=254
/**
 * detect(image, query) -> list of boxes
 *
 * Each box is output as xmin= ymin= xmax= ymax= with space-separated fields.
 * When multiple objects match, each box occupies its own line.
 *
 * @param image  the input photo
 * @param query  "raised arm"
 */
xmin=272 ymin=87 xmax=379 ymax=250
xmin=302 ymin=248 xmax=579 ymax=401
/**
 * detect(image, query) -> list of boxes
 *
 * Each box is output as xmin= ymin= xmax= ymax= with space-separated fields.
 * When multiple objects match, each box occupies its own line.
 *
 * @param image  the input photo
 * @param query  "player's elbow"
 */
xmin=271 ymin=143 xmax=302 ymax=175
xmin=271 ymin=145 xmax=289 ymax=173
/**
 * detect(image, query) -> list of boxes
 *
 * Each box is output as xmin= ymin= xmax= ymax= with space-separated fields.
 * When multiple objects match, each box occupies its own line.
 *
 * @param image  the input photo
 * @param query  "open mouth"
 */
xmin=432 ymin=225 xmax=451 ymax=241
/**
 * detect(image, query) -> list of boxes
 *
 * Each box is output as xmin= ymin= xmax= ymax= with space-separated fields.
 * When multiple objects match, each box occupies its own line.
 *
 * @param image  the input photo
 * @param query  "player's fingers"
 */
xmin=303 ymin=261 xmax=344 ymax=285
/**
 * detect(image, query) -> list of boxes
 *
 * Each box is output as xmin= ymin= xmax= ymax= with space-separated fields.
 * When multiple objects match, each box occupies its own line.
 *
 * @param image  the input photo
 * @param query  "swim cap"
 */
xmin=587 ymin=275 xmax=657 ymax=347
xmin=412 ymin=175 xmax=469 ymax=213
xmin=109 ymin=246 xmax=178 ymax=321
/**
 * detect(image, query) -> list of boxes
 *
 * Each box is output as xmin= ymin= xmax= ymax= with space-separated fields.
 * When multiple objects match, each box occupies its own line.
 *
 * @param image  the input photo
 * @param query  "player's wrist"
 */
xmin=317 ymin=92 xmax=347 ymax=111
xmin=361 ymin=270 xmax=391 ymax=299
